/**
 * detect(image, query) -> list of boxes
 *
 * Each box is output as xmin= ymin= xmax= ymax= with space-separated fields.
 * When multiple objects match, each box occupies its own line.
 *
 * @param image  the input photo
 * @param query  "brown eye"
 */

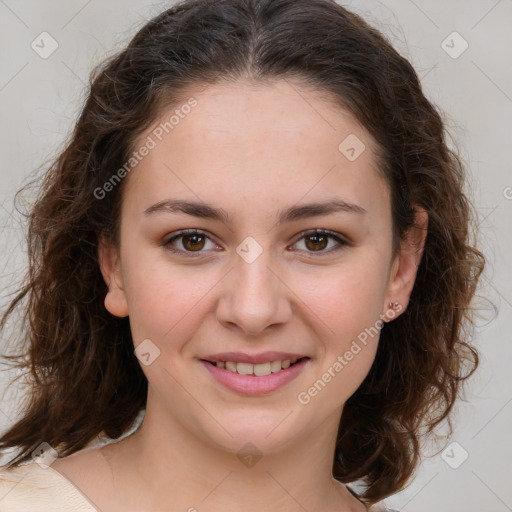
xmin=181 ymin=233 xmax=206 ymax=251
xmin=164 ymin=229 xmax=218 ymax=256
xmin=292 ymin=229 xmax=348 ymax=255
xmin=304 ymin=233 xmax=329 ymax=251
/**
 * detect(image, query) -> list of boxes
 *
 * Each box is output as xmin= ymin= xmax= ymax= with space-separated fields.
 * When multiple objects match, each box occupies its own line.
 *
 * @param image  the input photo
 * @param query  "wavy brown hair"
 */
xmin=0 ymin=0 xmax=485 ymax=505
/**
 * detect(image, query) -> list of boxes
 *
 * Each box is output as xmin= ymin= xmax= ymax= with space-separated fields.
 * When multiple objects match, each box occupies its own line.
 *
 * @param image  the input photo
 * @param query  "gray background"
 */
xmin=0 ymin=1 xmax=511 ymax=511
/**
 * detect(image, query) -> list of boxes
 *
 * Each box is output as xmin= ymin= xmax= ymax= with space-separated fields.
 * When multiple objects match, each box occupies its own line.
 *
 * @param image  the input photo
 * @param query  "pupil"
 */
xmin=306 ymin=234 xmax=327 ymax=251
xmin=184 ymin=234 xmax=204 ymax=251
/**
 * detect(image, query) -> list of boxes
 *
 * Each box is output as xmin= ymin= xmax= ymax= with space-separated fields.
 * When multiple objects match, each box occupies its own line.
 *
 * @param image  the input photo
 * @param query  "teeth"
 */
xmin=236 ymin=362 xmax=253 ymax=375
xmin=270 ymin=360 xmax=282 ymax=373
xmin=214 ymin=358 xmax=302 ymax=376
xmin=254 ymin=362 xmax=271 ymax=376
xmin=225 ymin=361 xmax=237 ymax=372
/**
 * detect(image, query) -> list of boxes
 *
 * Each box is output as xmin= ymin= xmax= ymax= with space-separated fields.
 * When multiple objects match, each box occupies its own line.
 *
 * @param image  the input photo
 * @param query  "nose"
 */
xmin=215 ymin=245 xmax=293 ymax=336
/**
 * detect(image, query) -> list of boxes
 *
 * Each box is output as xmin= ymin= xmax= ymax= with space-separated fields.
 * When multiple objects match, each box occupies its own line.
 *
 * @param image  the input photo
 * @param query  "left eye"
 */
xmin=292 ymin=229 xmax=347 ymax=254
xmin=163 ymin=229 xmax=347 ymax=256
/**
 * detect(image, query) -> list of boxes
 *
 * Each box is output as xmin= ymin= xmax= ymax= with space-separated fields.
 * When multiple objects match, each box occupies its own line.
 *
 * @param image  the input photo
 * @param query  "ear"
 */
xmin=383 ymin=206 xmax=428 ymax=322
xmin=98 ymin=235 xmax=129 ymax=318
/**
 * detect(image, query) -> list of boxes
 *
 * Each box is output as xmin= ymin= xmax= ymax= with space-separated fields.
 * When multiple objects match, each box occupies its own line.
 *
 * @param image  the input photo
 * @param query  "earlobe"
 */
xmin=97 ymin=235 xmax=129 ymax=318
xmin=383 ymin=206 xmax=428 ymax=321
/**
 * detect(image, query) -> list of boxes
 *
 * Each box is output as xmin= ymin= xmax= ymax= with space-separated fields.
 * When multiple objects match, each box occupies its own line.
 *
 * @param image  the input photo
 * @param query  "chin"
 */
xmin=199 ymin=414 xmax=301 ymax=457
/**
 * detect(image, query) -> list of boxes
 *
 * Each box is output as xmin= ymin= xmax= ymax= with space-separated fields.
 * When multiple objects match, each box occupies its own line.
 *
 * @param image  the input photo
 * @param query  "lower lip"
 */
xmin=200 ymin=358 xmax=310 ymax=396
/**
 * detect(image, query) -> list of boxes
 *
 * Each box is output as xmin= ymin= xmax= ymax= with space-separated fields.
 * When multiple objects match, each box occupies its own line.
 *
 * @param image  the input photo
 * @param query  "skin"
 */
xmin=52 ymin=79 xmax=427 ymax=512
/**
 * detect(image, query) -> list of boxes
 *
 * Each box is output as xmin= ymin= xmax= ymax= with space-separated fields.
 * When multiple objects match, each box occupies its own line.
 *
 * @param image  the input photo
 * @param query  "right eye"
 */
xmin=163 ymin=229 xmax=220 ymax=257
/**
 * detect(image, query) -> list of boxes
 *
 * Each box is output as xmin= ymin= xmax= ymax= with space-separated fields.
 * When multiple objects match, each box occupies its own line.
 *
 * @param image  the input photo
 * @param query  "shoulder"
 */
xmin=0 ymin=462 xmax=97 ymax=511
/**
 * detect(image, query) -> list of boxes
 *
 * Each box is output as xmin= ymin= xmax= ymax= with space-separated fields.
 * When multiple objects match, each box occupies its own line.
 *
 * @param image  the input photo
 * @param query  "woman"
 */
xmin=0 ymin=0 xmax=484 ymax=510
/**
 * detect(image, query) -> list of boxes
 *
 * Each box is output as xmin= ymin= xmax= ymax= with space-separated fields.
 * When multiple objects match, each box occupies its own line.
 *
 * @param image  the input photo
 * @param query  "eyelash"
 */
xmin=162 ymin=228 xmax=348 ymax=258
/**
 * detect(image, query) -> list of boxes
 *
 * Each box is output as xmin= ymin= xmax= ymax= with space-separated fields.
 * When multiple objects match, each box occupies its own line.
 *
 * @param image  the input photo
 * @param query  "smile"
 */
xmin=205 ymin=358 xmax=306 ymax=376
xmin=200 ymin=357 xmax=310 ymax=395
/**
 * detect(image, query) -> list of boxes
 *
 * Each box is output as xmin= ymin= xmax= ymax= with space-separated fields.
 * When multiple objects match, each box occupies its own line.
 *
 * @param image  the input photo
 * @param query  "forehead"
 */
xmin=124 ymin=79 xmax=390 ymax=224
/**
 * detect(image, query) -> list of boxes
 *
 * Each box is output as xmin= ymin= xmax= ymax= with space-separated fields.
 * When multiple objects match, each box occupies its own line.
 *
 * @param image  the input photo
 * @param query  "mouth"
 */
xmin=200 ymin=357 xmax=310 ymax=377
xmin=199 ymin=356 xmax=311 ymax=396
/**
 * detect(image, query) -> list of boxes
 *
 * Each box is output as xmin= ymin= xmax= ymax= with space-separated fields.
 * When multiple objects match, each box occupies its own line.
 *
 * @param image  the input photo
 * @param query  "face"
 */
xmin=99 ymin=79 xmax=426 ymax=457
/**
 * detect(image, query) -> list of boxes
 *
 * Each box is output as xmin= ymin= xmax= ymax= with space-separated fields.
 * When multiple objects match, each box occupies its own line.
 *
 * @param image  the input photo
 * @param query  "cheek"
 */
xmin=293 ymin=255 xmax=387 ymax=396
xmin=295 ymin=254 xmax=389 ymax=337
xmin=307 ymin=338 xmax=379 ymax=410
xmin=121 ymin=251 xmax=218 ymax=349
xmin=299 ymin=278 xmax=383 ymax=409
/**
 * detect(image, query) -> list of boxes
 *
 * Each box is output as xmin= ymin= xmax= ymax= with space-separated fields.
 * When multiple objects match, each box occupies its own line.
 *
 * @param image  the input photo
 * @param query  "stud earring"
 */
xmin=388 ymin=302 xmax=402 ymax=312
xmin=383 ymin=301 xmax=401 ymax=322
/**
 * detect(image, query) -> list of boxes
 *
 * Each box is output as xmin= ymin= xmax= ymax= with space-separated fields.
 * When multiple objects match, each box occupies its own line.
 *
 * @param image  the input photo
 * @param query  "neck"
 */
xmin=102 ymin=396 xmax=365 ymax=512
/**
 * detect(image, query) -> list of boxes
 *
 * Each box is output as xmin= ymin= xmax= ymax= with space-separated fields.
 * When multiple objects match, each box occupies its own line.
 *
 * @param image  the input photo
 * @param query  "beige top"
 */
xmin=0 ymin=462 xmax=97 ymax=511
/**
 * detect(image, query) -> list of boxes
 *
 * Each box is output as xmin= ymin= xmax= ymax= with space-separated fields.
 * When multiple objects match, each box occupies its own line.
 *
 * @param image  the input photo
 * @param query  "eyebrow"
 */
xmin=143 ymin=198 xmax=367 ymax=224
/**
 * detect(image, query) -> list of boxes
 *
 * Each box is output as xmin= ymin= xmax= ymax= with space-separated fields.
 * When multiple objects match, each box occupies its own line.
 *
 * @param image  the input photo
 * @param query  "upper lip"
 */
xmin=201 ymin=352 xmax=309 ymax=364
